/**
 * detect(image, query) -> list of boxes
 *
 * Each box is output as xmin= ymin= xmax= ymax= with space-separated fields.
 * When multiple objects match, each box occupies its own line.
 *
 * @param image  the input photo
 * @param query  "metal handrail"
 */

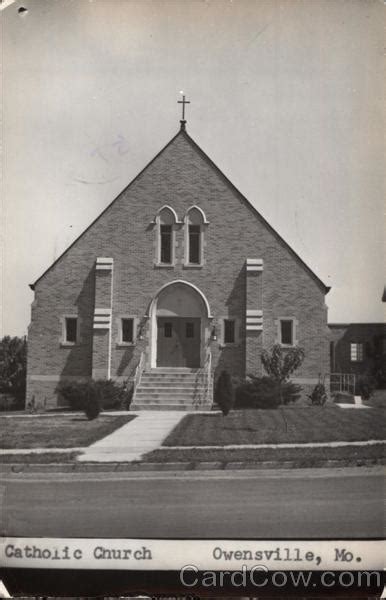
xmin=204 ymin=348 xmax=212 ymax=403
xmin=192 ymin=347 xmax=212 ymax=407
xmin=133 ymin=351 xmax=145 ymax=397
xmin=329 ymin=372 xmax=356 ymax=396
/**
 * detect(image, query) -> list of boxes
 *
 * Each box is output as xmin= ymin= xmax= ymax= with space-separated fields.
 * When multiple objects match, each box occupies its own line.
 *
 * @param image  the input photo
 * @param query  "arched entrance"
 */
xmin=149 ymin=281 xmax=212 ymax=369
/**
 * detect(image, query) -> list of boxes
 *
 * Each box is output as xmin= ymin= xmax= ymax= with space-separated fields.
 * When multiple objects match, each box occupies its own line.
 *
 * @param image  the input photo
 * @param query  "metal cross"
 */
xmin=178 ymin=94 xmax=190 ymax=121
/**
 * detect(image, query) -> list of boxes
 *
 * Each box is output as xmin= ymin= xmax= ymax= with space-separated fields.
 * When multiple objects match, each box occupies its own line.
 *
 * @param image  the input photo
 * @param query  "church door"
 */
xmin=157 ymin=317 xmax=201 ymax=368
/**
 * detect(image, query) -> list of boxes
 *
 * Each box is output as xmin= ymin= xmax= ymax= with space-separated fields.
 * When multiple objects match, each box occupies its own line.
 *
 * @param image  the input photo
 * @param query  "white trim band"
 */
xmin=246 ymin=258 xmax=263 ymax=271
xmin=96 ymin=257 xmax=114 ymax=270
xmin=93 ymin=308 xmax=112 ymax=329
xmin=246 ymin=309 xmax=263 ymax=330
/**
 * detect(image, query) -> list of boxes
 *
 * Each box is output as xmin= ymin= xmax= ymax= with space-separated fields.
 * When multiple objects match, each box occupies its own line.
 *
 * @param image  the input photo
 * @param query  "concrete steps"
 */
xmin=131 ymin=368 xmax=213 ymax=411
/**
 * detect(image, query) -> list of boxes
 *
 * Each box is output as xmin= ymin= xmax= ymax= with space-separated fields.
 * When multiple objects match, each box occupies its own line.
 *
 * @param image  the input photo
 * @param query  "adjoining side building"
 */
xmin=329 ymin=323 xmax=386 ymax=388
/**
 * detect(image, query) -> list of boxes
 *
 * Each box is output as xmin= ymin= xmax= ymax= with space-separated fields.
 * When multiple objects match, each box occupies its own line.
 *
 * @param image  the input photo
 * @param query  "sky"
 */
xmin=1 ymin=0 xmax=385 ymax=337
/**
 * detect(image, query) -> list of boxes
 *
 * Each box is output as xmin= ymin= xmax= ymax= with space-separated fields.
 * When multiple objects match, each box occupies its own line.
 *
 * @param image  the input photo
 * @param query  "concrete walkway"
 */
xmin=77 ymin=411 xmax=185 ymax=462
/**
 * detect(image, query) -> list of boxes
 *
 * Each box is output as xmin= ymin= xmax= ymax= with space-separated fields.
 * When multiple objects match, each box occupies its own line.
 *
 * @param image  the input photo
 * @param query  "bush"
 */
xmin=308 ymin=382 xmax=327 ymax=406
xmin=235 ymin=376 xmax=302 ymax=409
xmin=0 ymin=393 xmax=25 ymax=412
xmin=121 ymin=381 xmax=134 ymax=410
xmin=356 ymin=374 xmax=376 ymax=401
xmin=58 ymin=382 xmax=90 ymax=410
xmin=215 ymin=370 xmax=235 ymax=416
xmin=58 ymin=379 xmax=131 ymax=411
xmin=84 ymin=393 xmax=101 ymax=420
xmin=0 ymin=336 xmax=27 ymax=403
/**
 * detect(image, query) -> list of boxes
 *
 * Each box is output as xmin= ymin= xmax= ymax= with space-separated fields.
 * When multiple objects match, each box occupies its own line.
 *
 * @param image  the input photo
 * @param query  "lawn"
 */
xmin=142 ymin=443 xmax=386 ymax=465
xmin=0 ymin=414 xmax=135 ymax=449
xmin=0 ymin=452 xmax=80 ymax=463
xmin=163 ymin=406 xmax=386 ymax=446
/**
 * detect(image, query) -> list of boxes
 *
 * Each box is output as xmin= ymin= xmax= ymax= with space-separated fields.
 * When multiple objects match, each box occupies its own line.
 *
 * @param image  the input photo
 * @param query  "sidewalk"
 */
xmin=77 ymin=410 xmax=186 ymax=462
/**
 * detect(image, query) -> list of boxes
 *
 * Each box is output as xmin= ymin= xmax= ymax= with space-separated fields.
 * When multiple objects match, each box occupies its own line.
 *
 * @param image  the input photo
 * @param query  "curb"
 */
xmin=1 ymin=457 xmax=384 ymax=474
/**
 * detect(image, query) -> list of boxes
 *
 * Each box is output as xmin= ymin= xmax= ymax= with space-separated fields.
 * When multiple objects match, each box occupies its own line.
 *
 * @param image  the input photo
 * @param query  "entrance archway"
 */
xmin=149 ymin=281 xmax=212 ymax=369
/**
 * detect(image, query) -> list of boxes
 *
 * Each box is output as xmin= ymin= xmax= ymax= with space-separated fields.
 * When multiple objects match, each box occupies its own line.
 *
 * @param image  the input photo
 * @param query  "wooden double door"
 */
xmin=157 ymin=317 xmax=201 ymax=368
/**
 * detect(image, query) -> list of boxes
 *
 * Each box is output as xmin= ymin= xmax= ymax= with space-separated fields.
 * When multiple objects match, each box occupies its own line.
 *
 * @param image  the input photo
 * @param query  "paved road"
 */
xmin=1 ymin=467 xmax=384 ymax=538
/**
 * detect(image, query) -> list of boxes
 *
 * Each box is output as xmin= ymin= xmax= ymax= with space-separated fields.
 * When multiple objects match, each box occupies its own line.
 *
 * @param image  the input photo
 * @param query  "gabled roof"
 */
xmin=30 ymin=126 xmax=330 ymax=293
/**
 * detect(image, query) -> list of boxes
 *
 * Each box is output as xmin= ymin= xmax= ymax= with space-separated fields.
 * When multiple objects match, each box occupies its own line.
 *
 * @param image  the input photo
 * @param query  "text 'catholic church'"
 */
xmin=27 ymin=100 xmax=330 ymax=409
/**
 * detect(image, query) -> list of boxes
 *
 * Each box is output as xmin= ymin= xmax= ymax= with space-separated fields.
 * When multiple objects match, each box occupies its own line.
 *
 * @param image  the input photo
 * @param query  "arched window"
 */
xmin=184 ymin=206 xmax=209 ymax=267
xmin=154 ymin=206 xmax=179 ymax=266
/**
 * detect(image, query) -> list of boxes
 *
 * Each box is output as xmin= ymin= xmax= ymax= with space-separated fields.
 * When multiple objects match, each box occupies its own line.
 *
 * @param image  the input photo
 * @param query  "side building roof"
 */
xmin=30 ymin=126 xmax=330 ymax=293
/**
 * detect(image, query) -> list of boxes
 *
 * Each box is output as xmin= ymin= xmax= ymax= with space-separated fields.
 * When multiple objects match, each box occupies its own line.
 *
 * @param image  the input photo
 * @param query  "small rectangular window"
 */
xmin=121 ymin=318 xmax=134 ymax=343
xmin=189 ymin=225 xmax=201 ymax=264
xmin=350 ymin=342 xmax=363 ymax=362
xmin=224 ymin=319 xmax=235 ymax=344
xmin=160 ymin=225 xmax=172 ymax=264
xmin=280 ymin=320 xmax=293 ymax=345
xmin=164 ymin=322 xmax=172 ymax=338
xmin=65 ymin=317 xmax=77 ymax=343
xmin=186 ymin=322 xmax=194 ymax=338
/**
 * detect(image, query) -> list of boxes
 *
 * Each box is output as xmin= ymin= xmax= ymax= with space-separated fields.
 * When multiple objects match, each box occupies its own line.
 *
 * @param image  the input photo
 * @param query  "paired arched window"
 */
xmin=155 ymin=206 xmax=179 ymax=266
xmin=154 ymin=205 xmax=208 ymax=267
xmin=184 ymin=206 xmax=208 ymax=266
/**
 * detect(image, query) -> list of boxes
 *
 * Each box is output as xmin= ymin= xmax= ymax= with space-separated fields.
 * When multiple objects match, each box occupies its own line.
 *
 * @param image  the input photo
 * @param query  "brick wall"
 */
xmin=27 ymin=130 xmax=329 ymax=407
xmin=329 ymin=323 xmax=386 ymax=382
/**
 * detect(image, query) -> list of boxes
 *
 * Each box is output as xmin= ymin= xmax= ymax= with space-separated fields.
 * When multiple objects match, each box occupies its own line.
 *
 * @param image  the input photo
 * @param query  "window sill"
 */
xmin=60 ymin=342 xmax=77 ymax=348
xmin=116 ymin=342 xmax=135 ymax=347
xmin=183 ymin=263 xmax=204 ymax=269
xmin=154 ymin=263 xmax=175 ymax=269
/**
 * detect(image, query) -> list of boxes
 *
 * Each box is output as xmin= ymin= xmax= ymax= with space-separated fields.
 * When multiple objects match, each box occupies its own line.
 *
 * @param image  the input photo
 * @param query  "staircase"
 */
xmin=131 ymin=368 xmax=213 ymax=411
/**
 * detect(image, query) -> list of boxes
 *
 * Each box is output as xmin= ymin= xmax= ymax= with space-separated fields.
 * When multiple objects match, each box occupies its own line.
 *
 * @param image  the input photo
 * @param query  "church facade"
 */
xmin=27 ymin=121 xmax=330 ymax=410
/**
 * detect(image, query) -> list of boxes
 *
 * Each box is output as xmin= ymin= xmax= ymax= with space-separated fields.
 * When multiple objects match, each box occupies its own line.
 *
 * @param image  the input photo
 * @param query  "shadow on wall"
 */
xmin=215 ymin=266 xmax=246 ymax=381
xmin=116 ymin=346 xmax=135 ymax=376
xmin=60 ymin=267 xmax=95 ymax=379
xmin=225 ymin=265 xmax=245 ymax=314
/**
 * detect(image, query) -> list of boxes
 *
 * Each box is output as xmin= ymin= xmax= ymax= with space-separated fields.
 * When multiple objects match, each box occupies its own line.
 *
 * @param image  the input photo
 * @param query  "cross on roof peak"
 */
xmin=178 ymin=92 xmax=190 ymax=130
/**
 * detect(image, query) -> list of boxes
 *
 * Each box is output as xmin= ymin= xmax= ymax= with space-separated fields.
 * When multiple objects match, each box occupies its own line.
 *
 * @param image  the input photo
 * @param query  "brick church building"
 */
xmin=27 ymin=110 xmax=330 ymax=410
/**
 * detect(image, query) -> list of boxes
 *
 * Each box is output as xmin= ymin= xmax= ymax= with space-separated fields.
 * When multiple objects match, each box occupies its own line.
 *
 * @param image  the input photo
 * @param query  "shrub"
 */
xmin=0 ymin=336 xmax=27 ymax=403
xmin=215 ymin=370 xmax=235 ymax=416
xmin=308 ymin=382 xmax=327 ymax=406
xmin=58 ymin=379 xmax=131 ymax=411
xmin=92 ymin=379 xmax=123 ymax=409
xmin=235 ymin=376 xmax=301 ymax=409
xmin=58 ymin=382 xmax=89 ymax=410
xmin=356 ymin=374 xmax=376 ymax=401
xmin=0 ymin=393 xmax=24 ymax=412
xmin=84 ymin=393 xmax=101 ymax=420
xmin=121 ymin=380 xmax=134 ymax=410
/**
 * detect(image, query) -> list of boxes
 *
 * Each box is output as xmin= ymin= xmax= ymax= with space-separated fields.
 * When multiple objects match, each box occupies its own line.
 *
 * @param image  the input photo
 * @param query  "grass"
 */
xmin=0 ymin=414 xmax=135 ymax=449
xmin=365 ymin=389 xmax=386 ymax=409
xmin=0 ymin=452 xmax=80 ymax=463
xmin=142 ymin=443 xmax=386 ymax=465
xmin=163 ymin=406 xmax=386 ymax=446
